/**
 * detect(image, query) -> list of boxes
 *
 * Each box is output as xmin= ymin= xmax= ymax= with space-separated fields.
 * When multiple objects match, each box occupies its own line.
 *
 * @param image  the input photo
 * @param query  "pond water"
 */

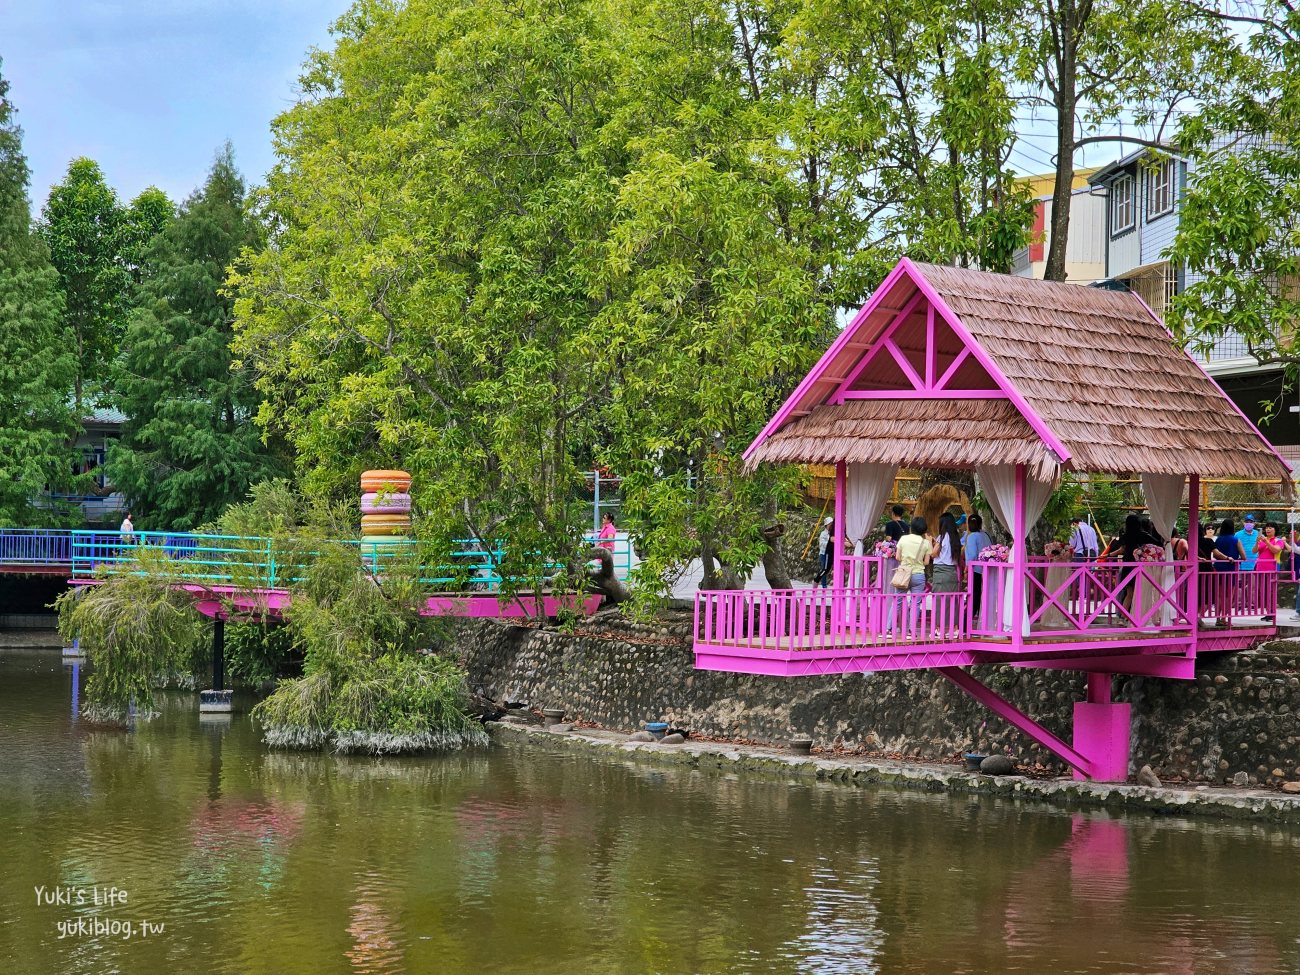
xmin=2 ymin=645 xmax=1298 ymax=974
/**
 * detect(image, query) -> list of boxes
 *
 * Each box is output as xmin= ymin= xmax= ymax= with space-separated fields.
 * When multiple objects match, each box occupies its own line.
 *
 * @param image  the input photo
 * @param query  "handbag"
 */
xmin=890 ymin=564 xmax=912 ymax=590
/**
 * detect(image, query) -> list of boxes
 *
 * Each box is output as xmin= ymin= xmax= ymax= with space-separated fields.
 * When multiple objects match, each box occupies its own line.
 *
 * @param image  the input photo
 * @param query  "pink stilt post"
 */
xmin=834 ymin=462 xmax=846 ymax=592
xmin=1187 ymin=473 xmax=1199 ymax=646
xmin=1012 ymin=463 xmax=1026 ymax=651
xmin=1074 ymin=671 xmax=1130 ymax=782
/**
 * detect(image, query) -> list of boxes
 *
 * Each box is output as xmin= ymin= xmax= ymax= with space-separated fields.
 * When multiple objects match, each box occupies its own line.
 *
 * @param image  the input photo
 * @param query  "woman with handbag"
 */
xmin=887 ymin=516 xmax=931 ymax=637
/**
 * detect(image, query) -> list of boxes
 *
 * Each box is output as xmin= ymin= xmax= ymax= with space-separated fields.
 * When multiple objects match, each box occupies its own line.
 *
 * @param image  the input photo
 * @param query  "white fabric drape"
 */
xmin=846 ymin=462 xmax=898 ymax=555
xmin=1141 ymin=472 xmax=1185 ymax=626
xmin=977 ymin=465 xmax=1058 ymax=634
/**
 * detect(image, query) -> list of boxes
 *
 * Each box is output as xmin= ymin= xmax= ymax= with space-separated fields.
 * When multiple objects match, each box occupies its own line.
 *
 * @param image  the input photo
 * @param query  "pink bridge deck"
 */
xmin=71 ymin=580 xmax=601 ymax=622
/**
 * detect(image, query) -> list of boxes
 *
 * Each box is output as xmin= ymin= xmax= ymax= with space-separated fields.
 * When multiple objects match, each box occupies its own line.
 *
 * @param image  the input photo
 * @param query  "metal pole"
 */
xmin=593 ymin=470 xmax=601 ymax=534
xmin=213 ymin=618 xmax=225 ymax=692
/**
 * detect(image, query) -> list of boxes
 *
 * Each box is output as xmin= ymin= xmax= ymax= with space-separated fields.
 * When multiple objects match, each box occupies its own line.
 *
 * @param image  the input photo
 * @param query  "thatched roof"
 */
xmin=746 ymin=260 xmax=1293 ymax=484
xmin=755 ymin=400 xmax=1057 ymax=480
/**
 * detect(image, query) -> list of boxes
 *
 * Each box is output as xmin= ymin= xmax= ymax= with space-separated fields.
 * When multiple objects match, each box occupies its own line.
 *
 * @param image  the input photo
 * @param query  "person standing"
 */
xmin=119 ymin=511 xmax=134 ymax=544
xmin=1236 ymin=515 xmax=1260 ymax=571
xmin=597 ymin=512 xmax=617 ymax=552
xmin=817 ymin=517 xmax=833 ymax=587
xmin=890 ymin=517 xmax=931 ymax=634
xmin=1069 ymin=516 xmax=1100 ymax=561
xmin=1255 ymin=523 xmax=1284 ymax=622
xmin=962 ymin=514 xmax=991 ymax=617
xmin=930 ymin=513 xmax=963 ymax=594
xmin=883 ymin=505 xmax=909 ymax=543
xmin=1213 ymin=518 xmax=1246 ymax=626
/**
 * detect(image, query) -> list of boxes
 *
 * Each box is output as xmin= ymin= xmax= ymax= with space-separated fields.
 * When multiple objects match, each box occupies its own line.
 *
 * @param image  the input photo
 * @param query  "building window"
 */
xmin=1111 ymin=175 xmax=1134 ymax=234
xmin=1147 ymin=160 xmax=1176 ymax=218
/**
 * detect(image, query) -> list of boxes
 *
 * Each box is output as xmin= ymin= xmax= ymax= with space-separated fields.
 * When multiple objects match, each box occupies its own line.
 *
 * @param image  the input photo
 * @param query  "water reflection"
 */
xmin=3 ymin=647 xmax=1300 ymax=974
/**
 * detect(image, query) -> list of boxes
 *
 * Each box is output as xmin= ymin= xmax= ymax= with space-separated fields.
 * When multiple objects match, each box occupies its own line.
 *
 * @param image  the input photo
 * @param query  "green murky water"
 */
xmin=1 ymin=644 xmax=1298 ymax=974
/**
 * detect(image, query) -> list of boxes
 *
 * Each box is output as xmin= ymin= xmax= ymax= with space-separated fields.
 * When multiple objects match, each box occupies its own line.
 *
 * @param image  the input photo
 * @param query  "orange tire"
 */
xmin=361 ymin=513 xmax=411 ymax=536
xmin=360 ymin=469 xmax=412 ymax=493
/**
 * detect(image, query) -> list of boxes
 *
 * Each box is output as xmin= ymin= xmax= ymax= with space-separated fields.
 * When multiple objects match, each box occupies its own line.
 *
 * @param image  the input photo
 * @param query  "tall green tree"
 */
xmin=119 ymin=186 xmax=174 ymax=285
xmin=1170 ymin=2 xmax=1300 ymax=399
xmin=234 ymin=0 xmax=1036 ymax=596
xmin=0 ymin=61 xmax=78 ymax=524
xmin=234 ymin=0 xmax=621 ymax=590
xmin=108 ymin=146 xmax=287 ymax=529
xmin=1015 ymin=0 xmax=1241 ymax=280
xmin=40 ymin=157 xmax=129 ymax=411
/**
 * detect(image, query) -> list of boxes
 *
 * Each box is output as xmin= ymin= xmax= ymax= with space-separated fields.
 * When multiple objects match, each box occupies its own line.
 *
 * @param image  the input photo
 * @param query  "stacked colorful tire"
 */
xmin=360 ymin=470 xmax=412 ymax=559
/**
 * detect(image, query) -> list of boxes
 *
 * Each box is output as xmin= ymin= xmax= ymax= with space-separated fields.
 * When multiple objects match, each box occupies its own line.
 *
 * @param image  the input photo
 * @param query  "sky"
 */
xmin=0 ymin=0 xmax=353 ymax=210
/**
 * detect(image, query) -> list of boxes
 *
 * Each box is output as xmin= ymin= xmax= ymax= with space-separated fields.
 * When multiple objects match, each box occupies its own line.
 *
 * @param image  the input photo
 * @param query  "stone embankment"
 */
xmin=454 ymin=612 xmax=1300 ymax=789
xmin=486 ymin=720 xmax=1300 ymax=823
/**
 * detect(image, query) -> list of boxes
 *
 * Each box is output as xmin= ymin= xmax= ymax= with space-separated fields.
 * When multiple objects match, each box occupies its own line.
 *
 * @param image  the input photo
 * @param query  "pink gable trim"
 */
xmin=744 ymin=258 xmax=1073 ymax=466
xmin=743 ymin=260 xmax=913 ymax=464
xmin=1129 ymin=290 xmax=1293 ymax=480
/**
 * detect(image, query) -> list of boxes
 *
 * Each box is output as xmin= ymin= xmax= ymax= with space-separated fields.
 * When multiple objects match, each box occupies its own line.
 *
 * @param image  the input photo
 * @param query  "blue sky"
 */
xmin=0 ymin=0 xmax=352 ymax=210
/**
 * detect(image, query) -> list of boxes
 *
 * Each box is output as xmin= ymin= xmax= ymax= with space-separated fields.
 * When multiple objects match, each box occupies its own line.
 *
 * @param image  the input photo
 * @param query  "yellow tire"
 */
xmin=360 ymin=469 xmax=412 ymax=493
xmin=361 ymin=513 xmax=411 ymax=536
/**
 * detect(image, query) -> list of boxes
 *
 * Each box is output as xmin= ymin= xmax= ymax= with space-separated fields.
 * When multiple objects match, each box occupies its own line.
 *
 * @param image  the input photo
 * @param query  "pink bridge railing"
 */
xmin=694 ymin=587 xmax=968 ymax=651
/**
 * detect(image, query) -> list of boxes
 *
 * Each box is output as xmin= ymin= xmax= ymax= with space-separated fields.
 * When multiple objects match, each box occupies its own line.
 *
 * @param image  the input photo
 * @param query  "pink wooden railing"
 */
xmin=835 ymin=555 xmax=885 ymax=590
xmin=1198 ymin=568 xmax=1278 ymax=622
xmin=694 ymin=587 xmax=968 ymax=651
xmin=969 ymin=560 xmax=1194 ymax=637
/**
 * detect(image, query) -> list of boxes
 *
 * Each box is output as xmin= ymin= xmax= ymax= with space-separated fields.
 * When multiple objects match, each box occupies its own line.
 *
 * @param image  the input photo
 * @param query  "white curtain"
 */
xmin=1141 ymin=472 xmax=1185 ymax=626
xmin=977 ymin=465 xmax=1058 ymax=634
xmin=846 ymin=462 xmax=899 ymax=555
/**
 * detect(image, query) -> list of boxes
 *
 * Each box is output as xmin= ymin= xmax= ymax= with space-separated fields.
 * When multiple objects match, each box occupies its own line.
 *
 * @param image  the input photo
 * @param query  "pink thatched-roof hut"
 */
xmin=695 ymin=258 xmax=1293 ymax=782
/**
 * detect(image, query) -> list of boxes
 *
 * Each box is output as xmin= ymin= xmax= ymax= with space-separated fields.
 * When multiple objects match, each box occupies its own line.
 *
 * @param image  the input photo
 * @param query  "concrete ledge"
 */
xmin=486 ymin=721 xmax=1300 ymax=824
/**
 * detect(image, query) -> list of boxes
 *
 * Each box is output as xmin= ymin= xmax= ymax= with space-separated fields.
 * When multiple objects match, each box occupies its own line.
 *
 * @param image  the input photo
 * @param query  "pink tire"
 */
xmin=360 ymin=491 xmax=412 ymax=515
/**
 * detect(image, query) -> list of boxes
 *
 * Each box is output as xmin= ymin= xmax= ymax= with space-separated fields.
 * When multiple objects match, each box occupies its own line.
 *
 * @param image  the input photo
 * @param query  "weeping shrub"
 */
xmin=55 ymin=547 xmax=207 ymax=723
xmin=252 ymin=539 xmax=486 ymax=754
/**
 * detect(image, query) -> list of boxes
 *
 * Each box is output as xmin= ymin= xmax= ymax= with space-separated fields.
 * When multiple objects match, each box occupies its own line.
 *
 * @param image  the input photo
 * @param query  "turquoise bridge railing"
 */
xmin=59 ymin=529 xmax=634 ymax=589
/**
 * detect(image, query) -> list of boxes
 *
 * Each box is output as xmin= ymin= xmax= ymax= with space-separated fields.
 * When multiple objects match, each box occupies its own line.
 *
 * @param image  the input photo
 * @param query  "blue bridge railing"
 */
xmin=0 ymin=527 xmax=634 ymax=589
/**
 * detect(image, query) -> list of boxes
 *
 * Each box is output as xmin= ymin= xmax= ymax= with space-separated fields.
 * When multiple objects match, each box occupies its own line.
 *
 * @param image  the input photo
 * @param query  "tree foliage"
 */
xmin=0 ymin=60 xmax=78 ymax=524
xmin=1170 ymin=2 xmax=1300 ymax=403
xmin=108 ymin=146 xmax=288 ymax=530
xmin=40 ymin=157 xmax=130 ymax=410
xmin=232 ymin=0 xmax=1035 ymax=596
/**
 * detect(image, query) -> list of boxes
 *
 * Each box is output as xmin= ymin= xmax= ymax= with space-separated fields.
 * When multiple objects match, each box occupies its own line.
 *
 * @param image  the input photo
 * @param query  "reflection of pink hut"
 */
xmin=693 ymin=259 xmax=1292 ymax=781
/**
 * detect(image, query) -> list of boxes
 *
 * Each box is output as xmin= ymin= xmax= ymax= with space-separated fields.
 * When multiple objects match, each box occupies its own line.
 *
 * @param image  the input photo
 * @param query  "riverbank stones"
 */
xmin=660 ymin=733 xmax=686 ymax=745
xmin=1137 ymin=765 xmax=1162 ymax=788
xmin=979 ymin=754 xmax=1015 ymax=776
xmin=629 ymin=731 xmax=655 ymax=742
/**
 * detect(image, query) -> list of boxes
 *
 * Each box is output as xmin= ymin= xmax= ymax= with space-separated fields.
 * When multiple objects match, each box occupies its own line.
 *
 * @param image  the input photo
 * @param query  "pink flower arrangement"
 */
xmin=979 ymin=544 xmax=1011 ymax=563
xmin=873 ymin=539 xmax=897 ymax=558
xmin=1043 ymin=540 xmax=1071 ymax=561
xmin=1135 ymin=543 xmax=1165 ymax=563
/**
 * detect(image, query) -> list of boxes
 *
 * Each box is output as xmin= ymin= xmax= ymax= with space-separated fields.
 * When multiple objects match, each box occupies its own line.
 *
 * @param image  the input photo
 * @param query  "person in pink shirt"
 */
xmin=598 ymin=513 xmax=617 ymax=551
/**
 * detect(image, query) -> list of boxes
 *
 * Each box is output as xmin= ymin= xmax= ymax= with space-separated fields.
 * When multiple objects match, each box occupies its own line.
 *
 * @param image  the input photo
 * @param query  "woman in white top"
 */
xmin=930 ymin=513 xmax=963 ymax=593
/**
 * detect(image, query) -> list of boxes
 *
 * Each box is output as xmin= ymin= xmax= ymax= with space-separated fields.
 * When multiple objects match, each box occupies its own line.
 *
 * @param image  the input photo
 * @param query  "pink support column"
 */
xmin=1187 ymin=473 xmax=1200 ymax=647
xmin=1074 ymin=671 xmax=1130 ymax=782
xmin=1012 ymin=463 xmax=1026 ymax=651
xmin=834 ymin=461 xmax=846 ymax=591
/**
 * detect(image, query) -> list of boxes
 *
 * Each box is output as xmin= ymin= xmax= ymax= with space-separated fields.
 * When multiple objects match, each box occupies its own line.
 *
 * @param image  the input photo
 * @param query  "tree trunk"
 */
xmin=759 ymin=522 xmax=792 ymax=589
xmin=582 ymin=546 xmax=630 ymax=604
xmin=1044 ymin=2 xmax=1083 ymax=282
xmin=700 ymin=537 xmax=743 ymax=591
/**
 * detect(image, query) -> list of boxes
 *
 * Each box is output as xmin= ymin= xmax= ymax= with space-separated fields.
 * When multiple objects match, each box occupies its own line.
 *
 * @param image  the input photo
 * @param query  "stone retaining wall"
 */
xmin=452 ymin=613 xmax=1300 ymax=787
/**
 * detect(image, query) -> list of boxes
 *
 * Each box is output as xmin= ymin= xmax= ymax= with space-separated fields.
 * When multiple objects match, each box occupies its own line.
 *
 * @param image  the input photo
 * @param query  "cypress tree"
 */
xmin=108 ymin=145 xmax=288 ymax=530
xmin=0 ymin=62 xmax=77 ymax=524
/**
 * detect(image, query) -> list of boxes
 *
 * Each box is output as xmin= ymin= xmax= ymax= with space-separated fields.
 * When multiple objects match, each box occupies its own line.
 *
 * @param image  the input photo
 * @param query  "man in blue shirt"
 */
xmin=1235 ymin=515 xmax=1259 ymax=571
